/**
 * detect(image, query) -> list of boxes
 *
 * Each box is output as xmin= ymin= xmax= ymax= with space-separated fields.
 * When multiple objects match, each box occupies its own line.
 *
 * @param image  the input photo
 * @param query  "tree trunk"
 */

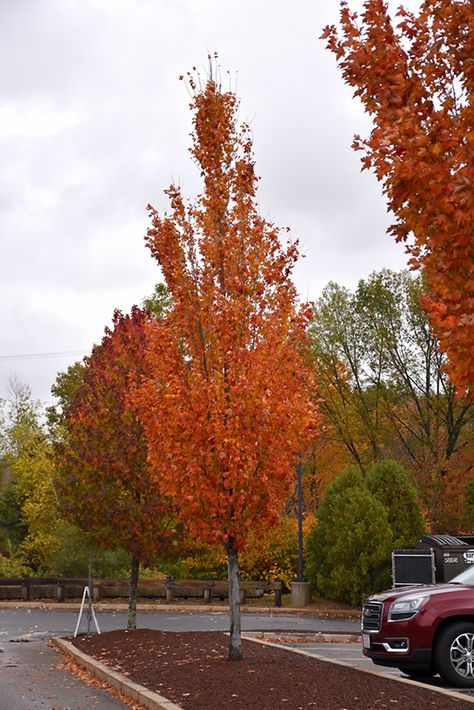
xmin=128 ymin=553 xmax=140 ymax=630
xmin=227 ymin=545 xmax=242 ymax=660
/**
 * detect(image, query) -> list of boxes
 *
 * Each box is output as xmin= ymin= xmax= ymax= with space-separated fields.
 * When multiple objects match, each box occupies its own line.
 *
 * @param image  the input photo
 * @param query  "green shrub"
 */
xmin=306 ymin=487 xmax=393 ymax=606
xmin=47 ymin=525 xmax=131 ymax=578
xmin=465 ymin=475 xmax=474 ymax=528
xmin=366 ymin=459 xmax=426 ymax=548
xmin=306 ymin=459 xmax=425 ymax=605
xmin=325 ymin=464 xmax=365 ymax=495
xmin=155 ymin=541 xmax=227 ymax=580
xmin=154 ymin=516 xmax=307 ymax=587
xmin=0 ymin=553 xmax=28 ymax=577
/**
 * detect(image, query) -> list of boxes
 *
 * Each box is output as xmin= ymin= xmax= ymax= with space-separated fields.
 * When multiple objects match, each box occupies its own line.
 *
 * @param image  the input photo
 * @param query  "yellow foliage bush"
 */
xmin=239 ymin=514 xmax=315 ymax=589
xmin=5 ymin=423 xmax=63 ymax=574
xmin=0 ymin=554 xmax=28 ymax=577
xmin=155 ymin=515 xmax=317 ymax=588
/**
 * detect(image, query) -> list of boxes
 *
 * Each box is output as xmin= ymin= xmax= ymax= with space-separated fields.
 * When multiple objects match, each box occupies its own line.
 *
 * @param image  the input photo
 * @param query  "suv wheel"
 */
xmin=435 ymin=622 xmax=474 ymax=687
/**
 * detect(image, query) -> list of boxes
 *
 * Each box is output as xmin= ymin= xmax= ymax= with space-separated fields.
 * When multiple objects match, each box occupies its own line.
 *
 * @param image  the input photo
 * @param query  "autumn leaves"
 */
xmin=133 ymin=78 xmax=321 ymax=556
xmin=322 ymin=0 xmax=474 ymax=400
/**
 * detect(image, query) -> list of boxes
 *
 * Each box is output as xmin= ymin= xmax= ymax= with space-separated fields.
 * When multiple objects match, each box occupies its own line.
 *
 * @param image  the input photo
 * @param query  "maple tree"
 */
xmin=323 ymin=0 xmax=474 ymax=398
xmin=58 ymin=307 xmax=174 ymax=629
xmin=132 ymin=63 xmax=321 ymax=660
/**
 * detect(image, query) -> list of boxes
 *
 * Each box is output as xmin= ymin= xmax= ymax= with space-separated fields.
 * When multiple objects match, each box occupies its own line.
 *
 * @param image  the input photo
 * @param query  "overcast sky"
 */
xmin=0 ymin=0 xmax=420 ymax=407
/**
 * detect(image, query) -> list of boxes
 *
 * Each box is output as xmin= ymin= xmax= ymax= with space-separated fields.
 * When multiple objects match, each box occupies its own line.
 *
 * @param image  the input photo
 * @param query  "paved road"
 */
xmin=0 ymin=607 xmax=359 ymax=709
xmin=0 ymin=606 xmax=360 ymax=637
xmin=1 ymin=638 xmax=125 ymax=710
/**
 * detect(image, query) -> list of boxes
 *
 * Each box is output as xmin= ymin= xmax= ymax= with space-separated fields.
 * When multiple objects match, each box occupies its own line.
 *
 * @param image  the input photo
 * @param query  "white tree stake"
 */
xmin=73 ymin=586 xmax=101 ymax=637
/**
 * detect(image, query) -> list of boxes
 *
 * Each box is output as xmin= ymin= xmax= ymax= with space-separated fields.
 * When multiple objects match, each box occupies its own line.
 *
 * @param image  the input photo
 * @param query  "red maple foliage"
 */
xmin=131 ymin=65 xmax=322 ymax=659
xmin=322 ymin=0 xmax=474 ymax=398
xmin=59 ymin=307 xmax=174 ymax=627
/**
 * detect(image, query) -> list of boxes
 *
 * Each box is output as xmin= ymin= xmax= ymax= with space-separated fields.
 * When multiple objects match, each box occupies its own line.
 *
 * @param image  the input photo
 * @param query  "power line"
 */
xmin=0 ymin=350 xmax=88 ymax=363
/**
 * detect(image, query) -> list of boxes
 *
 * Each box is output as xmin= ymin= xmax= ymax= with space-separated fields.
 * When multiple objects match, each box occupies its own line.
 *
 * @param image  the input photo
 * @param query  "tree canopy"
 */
xmin=58 ymin=307 xmax=174 ymax=628
xmin=323 ymin=0 xmax=474 ymax=398
xmin=309 ymin=269 xmax=473 ymax=530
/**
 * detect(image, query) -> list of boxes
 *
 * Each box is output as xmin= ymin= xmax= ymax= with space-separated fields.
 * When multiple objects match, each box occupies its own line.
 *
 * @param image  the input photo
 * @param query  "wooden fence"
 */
xmin=0 ymin=576 xmax=282 ymax=606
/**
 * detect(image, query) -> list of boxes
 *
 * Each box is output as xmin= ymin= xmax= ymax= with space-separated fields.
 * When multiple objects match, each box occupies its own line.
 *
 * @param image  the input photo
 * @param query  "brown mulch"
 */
xmin=69 ymin=629 xmax=474 ymax=710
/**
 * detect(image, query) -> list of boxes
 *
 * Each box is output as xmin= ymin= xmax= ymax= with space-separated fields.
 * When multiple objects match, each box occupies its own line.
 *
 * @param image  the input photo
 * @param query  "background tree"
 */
xmin=47 ymin=361 xmax=85 ymax=442
xmin=300 ymin=434 xmax=353 ymax=513
xmin=58 ymin=307 xmax=174 ymax=629
xmin=323 ymin=0 xmax=474 ymax=398
xmin=5 ymin=424 xmax=61 ymax=572
xmin=141 ymin=282 xmax=171 ymax=319
xmin=309 ymin=269 xmax=473 ymax=530
xmin=132 ymin=65 xmax=321 ymax=660
xmin=465 ymin=476 xmax=474 ymax=530
xmin=0 ymin=381 xmax=62 ymax=573
xmin=238 ymin=515 xmax=314 ymax=590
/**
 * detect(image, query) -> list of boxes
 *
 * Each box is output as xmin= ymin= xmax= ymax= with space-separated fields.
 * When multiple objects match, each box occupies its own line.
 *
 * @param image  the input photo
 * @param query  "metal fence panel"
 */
xmin=392 ymin=548 xmax=436 ymax=587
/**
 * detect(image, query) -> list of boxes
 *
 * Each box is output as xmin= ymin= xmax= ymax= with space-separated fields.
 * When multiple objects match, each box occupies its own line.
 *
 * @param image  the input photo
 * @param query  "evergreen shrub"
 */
xmin=306 ymin=459 xmax=426 ymax=605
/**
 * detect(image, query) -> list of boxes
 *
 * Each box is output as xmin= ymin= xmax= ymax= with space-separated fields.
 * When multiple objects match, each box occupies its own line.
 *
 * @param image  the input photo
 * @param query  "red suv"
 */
xmin=361 ymin=564 xmax=474 ymax=687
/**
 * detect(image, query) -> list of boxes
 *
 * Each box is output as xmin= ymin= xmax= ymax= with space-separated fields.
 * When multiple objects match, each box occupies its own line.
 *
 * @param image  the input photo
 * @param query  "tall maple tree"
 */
xmin=322 ymin=0 xmax=474 ymax=398
xmin=58 ymin=307 xmax=174 ymax=629
xmin=132 ymin=64 xmax=321 ymax=660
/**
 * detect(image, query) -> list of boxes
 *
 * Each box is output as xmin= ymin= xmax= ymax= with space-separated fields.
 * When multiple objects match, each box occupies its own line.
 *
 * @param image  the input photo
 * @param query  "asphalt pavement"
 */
xmin=0 ymin=606 xmax=360 ymax=638
xmin=0 ymin=638 xmax=125 ymax=710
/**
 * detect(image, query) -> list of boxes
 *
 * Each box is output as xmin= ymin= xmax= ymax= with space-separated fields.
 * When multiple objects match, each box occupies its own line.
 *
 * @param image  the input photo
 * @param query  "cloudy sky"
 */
xmin=0 ymin=0 xmax=419 ymax=406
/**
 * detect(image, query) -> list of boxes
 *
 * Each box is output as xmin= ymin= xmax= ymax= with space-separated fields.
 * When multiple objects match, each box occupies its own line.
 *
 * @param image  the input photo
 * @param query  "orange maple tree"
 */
xmin=59 ymin=307 xmax=174 ymax=629
xmin=322 ymin=0 xmax=474 ymax=398
xmin=132 ymin=65 xmax=321 ymax=660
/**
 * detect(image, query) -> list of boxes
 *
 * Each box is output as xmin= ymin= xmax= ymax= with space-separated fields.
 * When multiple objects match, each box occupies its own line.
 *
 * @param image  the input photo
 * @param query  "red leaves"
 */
xmin=60 ymin=307 xmax=174 ymax=562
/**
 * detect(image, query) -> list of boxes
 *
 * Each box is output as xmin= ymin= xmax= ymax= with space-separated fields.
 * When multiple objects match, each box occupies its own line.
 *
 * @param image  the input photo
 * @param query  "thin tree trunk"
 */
xmin=227 ymin=546 xmax=242 ymax=660
xmin=128 ymin=553 xmax=140 ymax=630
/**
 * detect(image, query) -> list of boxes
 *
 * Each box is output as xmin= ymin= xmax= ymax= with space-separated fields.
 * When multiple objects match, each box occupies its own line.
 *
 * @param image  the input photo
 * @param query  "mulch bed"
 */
xmin=70 ymin=629 xmax=474 ymax=710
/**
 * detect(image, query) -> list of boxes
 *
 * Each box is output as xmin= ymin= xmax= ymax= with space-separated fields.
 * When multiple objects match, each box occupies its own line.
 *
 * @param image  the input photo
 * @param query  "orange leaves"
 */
xmin=132 ymin=72 xmax=323 ymax=551
xmin=325 ymin=0 xmax=474 ymax=399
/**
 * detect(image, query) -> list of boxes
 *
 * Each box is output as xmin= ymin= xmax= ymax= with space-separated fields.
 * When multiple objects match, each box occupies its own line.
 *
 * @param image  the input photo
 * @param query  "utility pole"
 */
xmin=291 ymin=459 xmax=311 ymax=607
xmin=297 ymin=461 xmax=305 ymax=582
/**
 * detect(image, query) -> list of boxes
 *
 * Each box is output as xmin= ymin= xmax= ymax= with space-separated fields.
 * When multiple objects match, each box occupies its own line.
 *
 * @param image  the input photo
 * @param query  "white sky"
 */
xmin=0 ymin=0 xmax=420 ymax=406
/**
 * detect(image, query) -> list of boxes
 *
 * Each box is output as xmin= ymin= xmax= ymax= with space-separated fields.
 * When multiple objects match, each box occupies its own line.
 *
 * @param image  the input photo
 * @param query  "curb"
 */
xmin=243 ymin=630 xmax=361 ymax=643
xmin=243 ymin=635 xmax=474 ymax=706
xmin=51 ymin=637 xmax=184 ymax=710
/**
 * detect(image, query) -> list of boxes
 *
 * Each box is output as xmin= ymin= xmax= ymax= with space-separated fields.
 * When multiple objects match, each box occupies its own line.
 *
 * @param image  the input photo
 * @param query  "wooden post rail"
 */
xmin=0 ymin=576 xmax=283 ymax=606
